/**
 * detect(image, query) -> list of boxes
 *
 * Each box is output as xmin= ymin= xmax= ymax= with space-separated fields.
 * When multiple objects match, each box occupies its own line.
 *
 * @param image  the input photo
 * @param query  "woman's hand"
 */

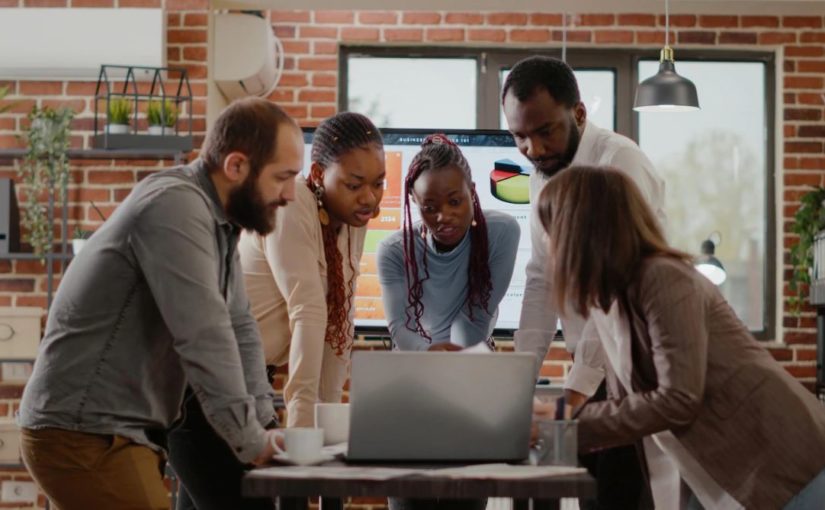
xmin=427 ymin=342 xmax=463 ymax=352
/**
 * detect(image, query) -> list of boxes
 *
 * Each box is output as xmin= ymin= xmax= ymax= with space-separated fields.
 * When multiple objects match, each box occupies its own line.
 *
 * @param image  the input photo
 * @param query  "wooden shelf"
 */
xmin=0 ymin=252 xmax=72 ymax=261
xmin=0 ymin=148 xmax=187 ymax=161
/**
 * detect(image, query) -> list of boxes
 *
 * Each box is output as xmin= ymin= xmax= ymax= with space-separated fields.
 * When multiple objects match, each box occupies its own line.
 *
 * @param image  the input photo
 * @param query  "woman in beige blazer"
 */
xmin=535 ymin=165 xmax=825 ymax=510
xmin=239 ymin=112 xmax=385 ymax=427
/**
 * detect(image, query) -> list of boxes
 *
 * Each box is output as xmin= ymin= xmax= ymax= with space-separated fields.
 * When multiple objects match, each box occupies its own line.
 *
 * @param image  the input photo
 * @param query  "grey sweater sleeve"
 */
xmin=376 ymin=236 xmax=431 ymax=351
xmin=450 ymin=213 xmax=520 ymax=346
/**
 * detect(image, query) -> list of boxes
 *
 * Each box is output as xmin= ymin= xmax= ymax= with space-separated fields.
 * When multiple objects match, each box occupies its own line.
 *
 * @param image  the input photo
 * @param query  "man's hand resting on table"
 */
xmin=251 ymin=429 xmax=285 ymax=466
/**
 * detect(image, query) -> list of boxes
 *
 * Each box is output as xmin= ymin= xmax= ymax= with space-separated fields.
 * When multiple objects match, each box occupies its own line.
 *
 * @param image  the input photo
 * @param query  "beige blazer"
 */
xmin=577 ymin=256 xmax=825 ymax=510
xmin=238 ymin=177 xmax=365 ymax=427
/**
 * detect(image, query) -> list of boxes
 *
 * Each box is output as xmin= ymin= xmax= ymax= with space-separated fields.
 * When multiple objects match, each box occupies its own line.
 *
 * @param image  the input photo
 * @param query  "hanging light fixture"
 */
xmin=633 ymin=0 xmax=700 ymax=112
xmin=695 ymin=236 xmax=726 ymax=286
xmin=561 ymin=13 xmax=569 ymax=63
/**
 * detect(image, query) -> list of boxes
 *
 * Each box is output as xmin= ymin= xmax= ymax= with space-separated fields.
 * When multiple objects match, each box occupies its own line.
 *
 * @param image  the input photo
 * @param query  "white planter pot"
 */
xmin=106 ymin=124 xmax=129 ymax=135
xmin=71 ymin=238 xmax=87 ymax=255
xmin=148 ymin=125 xmax=172 ymax=135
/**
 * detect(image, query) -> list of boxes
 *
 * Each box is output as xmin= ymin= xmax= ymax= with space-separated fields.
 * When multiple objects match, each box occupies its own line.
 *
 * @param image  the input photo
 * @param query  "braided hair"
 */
xmin=308 ymin=112 xmax=383 ymax=356
xmin=402 ymin=134 xmax=492 ymax=342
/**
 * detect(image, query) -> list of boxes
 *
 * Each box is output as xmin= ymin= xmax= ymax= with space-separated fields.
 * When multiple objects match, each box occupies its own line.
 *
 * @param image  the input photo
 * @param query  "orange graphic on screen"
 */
xmin=355 ymin=151 xmax=403 ymax=324
xmin=354 ymin=297 xmax=385 ymax=320
xmin=367 ymin=208 xmax=401 ymax=230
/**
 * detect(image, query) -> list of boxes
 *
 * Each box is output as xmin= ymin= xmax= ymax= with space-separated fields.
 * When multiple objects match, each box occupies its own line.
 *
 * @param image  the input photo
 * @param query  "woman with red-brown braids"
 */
xmin=377 ymin=134 xmax=519 ymax=353
xmin=239 ymin=112 xmax=385 ymax=427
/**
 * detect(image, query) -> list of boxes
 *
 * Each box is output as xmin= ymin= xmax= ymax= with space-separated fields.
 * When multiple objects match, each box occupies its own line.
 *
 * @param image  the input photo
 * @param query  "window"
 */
xmin=637 ymin=60 xmax=771 ymax=331
xmin=346 ymin=56 xmax=477 ymax=129
xmin=340 ymin=47 xmax=775 ymax=338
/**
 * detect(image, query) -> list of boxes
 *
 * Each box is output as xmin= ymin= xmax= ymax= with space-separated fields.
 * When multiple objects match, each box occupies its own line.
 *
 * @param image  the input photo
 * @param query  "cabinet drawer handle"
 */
xmin=0 ymin=324 xmax=14 ymax=342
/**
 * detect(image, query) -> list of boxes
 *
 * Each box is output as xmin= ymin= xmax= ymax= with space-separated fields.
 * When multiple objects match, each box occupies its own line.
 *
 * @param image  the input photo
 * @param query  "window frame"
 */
xmin=339 ymin=45 xmax=776 ymax=340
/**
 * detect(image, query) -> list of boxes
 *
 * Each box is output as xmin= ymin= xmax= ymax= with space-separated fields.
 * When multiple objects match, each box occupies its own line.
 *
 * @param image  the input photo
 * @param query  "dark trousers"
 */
xmin=168 ymin=390 xmax=275 ymax=510
xmin=579 ymin=382 xmax=649 ymax=510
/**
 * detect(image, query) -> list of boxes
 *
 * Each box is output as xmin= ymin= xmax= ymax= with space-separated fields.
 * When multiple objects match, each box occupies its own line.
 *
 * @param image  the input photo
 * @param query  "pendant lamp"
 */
xmin=634 ymin=0 xmax=700 ymax=112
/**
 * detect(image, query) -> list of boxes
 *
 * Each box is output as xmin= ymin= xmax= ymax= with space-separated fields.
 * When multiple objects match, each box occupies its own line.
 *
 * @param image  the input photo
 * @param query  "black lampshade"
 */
xmin=634 ymin=48 xmax=700 ymax=112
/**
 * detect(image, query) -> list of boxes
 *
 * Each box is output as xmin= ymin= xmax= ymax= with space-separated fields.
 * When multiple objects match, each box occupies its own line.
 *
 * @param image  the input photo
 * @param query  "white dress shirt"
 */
xmin=514 ymin=120 xmax=666 ymax=395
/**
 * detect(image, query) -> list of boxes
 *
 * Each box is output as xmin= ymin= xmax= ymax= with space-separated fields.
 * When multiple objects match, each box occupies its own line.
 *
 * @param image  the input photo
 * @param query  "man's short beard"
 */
xmin=226 ymin=173 xmax=281 ymax=235
xmin=533 ymin=117 xmax=581 ymax=179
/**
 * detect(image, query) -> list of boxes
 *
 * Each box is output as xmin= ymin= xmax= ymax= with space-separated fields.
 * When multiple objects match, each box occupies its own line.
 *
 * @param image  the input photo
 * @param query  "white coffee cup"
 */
xmin=271 ymin=427 xmax=324 ymax=464
xmin=314 ymin=403 xmax=350 ymax=445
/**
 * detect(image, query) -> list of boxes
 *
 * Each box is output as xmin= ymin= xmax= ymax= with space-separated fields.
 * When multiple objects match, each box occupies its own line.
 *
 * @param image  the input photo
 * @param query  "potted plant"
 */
xmin=71 ymin=226 xmax=93 ymax=255
xmin=17 ymin=106 xmax=74 ymax=260
xmin=146 ymin=99 xmax=178 ymax=135
xmin=107 ymin=97 xmax=131 ymax=134
xmin=71 ymin=201 xmax=107 ymax=256
xmin=788 ymin=186 xmax=825 ymax=313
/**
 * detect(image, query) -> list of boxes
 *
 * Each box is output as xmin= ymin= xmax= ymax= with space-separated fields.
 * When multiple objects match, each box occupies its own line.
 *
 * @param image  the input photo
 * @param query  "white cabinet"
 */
xmin=0 ymin=307 xmax=42 ymax=360
xmin=0 ymin=422 xmax=21 ymax=464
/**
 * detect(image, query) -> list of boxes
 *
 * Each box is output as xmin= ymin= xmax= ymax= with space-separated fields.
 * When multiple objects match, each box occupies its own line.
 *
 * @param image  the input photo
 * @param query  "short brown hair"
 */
xmin=201 ymin=98 xmax=297 ymax=175
xmin=537 ymin=165 xmax=690 ymax=317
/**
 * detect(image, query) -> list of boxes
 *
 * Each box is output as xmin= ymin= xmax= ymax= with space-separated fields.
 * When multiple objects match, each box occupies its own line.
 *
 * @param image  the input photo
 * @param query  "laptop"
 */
xmin=346 ymin=351 xmax=535 ymax=463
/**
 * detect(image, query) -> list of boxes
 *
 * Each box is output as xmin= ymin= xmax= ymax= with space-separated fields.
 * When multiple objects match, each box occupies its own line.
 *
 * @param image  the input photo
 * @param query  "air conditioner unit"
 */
xmin=214 ymin=12 xmax=284 ymax=100
xmin=0 ymin=8 xmax=165 ymax=81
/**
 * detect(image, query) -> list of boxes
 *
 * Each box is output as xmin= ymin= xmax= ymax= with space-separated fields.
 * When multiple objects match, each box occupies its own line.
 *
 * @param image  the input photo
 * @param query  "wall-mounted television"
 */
xmin=302 ymin=128 xmax=534 ymax=335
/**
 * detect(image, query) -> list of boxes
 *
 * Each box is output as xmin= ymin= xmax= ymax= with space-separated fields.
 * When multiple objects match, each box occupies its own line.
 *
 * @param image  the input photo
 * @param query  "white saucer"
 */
xmin=271 ymin=452 xmax=336 ymax=466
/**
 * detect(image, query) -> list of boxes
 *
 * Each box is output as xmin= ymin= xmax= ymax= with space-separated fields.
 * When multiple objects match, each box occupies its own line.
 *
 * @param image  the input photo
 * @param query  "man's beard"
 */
xmin=226 ymin=175 xmax=286 ymax=235
xmin=531 ymin=119 xmax=581 ymax=179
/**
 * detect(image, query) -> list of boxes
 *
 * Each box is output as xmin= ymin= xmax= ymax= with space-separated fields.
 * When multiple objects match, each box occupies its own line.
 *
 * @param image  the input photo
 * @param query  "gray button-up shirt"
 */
xmin=19 ymin=160 xmax=275 ymax=463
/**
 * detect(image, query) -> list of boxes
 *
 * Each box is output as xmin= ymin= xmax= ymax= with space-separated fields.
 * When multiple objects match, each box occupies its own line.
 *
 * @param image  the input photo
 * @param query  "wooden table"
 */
xmin=242 ymin=461 xmax=596 ymax=510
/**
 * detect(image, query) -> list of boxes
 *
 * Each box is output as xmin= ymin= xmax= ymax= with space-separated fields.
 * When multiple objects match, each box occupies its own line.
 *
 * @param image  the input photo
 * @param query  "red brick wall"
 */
xmin=0 ymin=6 xmax=824 ymax=509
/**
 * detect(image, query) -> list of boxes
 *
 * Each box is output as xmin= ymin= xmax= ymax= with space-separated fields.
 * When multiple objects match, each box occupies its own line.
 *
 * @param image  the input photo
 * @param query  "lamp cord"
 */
xmin=562 ymin=13 xmax=567 ymax=63
xmin=665 ymin=0 xmax=670 ymax=47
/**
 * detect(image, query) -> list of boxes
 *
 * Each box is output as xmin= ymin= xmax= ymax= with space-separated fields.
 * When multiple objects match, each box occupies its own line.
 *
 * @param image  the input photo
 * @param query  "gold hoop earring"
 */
xmin=471 ymin=218 xmax=477 ymax=227
xmin=314 ymin=183 xmax=330 ymax=226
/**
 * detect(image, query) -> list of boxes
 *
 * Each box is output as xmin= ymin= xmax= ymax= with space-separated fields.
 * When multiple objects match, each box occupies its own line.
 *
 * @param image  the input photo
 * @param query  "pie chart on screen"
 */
xmin=490 ymin=159 xmax=530 ymax=204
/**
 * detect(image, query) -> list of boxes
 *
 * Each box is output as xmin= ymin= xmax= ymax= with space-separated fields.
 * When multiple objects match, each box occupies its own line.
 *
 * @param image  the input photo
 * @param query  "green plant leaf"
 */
xmin=147 ymin=99 xmax=178 ymax=128
xmin=788 ymin=186 xmax=825 ymax=314
xmin=17 ymin=106 xmax=75 ymax=260
xmin=108 ymin=97 xmax=132 ymax=125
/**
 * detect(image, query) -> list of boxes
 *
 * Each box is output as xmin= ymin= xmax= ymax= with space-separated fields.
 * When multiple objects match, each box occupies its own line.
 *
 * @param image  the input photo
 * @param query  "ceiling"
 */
xmin=209 ymin=0 xmax=825 ymax=15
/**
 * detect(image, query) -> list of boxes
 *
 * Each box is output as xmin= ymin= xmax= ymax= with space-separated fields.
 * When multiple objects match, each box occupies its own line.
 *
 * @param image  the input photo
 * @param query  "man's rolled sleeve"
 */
xmin=517 ymin=174 xmax=558 ymax=378
xmin=228 ymin=249 xmax=276 ymax=428
xmin=563 ymin=322 xmax=605 ymax=397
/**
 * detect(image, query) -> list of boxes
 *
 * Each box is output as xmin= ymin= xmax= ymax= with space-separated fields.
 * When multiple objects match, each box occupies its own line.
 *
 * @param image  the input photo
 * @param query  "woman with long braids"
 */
xmin=239 ymin=112 xmax=385 ymax=428
xmin=377 ymin=134 xmax=519 ymax=352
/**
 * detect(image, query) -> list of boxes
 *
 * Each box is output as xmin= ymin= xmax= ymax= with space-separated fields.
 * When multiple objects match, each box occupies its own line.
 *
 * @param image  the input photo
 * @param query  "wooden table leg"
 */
xmin=531 ymin=499 xmax=560 ymax=510
xmin=278 ymin=497 xmax=309 ymax=510
xmin=320 ymin=497 xmax=344 ymax=510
